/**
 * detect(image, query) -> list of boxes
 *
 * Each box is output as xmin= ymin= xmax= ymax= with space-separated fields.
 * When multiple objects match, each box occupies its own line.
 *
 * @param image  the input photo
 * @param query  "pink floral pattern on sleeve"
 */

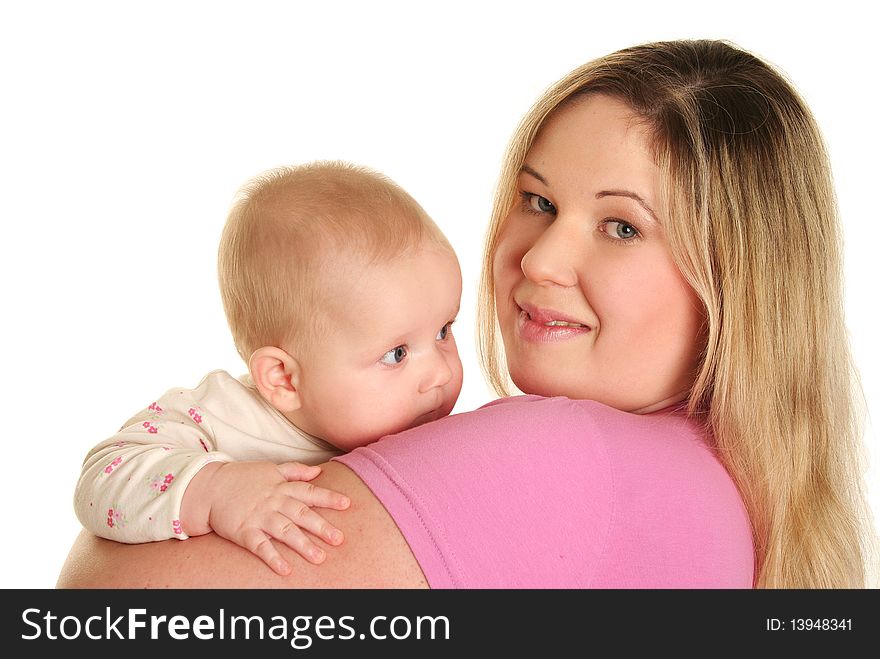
xmin=103 ymin=456 xmax=123 ymax=475
xmin=137 ymin=401 xmax=168 ymax=435
xmin=147 ymin=472 xmax=175 ymax=495
xmin=187 ymin=406 xmax=203 ymax=424
xmin=107 ymin=506 xmax=127 ymax=529
xmin=172 ymin=519 xmax=182 ymax=535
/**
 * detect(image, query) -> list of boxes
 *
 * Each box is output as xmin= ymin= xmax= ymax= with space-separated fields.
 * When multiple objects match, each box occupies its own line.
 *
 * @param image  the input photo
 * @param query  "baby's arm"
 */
xmin=75 ymin=388 xmax=350 ymax=574
xmin=74 ymin=394 xmax=233 ymax=543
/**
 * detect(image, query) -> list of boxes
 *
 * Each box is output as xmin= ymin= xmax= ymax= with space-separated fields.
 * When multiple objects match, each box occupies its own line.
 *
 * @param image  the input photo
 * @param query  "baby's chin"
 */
xmin=332 ymin=413 xmax=447 ymax=451
xmin=409 ymin=407 xmax=449 ymax=429
xmin=329 ymin=429 xmax=388 ymax=452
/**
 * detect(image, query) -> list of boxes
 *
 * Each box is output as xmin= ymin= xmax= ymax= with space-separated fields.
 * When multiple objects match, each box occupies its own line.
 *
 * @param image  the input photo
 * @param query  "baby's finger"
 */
xmin=277 ymin=462 xmax=322 ymax=482
xmin=283 ymin=481 xmax=351 ymax=511
xmin=266 ymin=511 xmax=327 ymax=564
xmin=241 ymin=527 xmax=291 ymax=576
xmin=279 ymin=499 xmax=344 ymax=547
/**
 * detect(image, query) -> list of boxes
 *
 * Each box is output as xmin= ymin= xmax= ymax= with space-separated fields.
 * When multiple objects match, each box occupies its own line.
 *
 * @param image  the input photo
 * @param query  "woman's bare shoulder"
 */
xmin=56 ymin=461 xmax=428 ymax=589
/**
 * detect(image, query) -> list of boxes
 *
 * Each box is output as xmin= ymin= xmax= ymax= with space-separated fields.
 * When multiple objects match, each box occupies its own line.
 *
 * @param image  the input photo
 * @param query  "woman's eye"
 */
xmin=380 ymin=345 xmax=408 ymax=365
xmin=523 ymin=193 xmax=556 ymax=214
xmin=602 ymin=219 xmax=640 ymax=241
xmin=436 ymin=322 xmax=453 ymax=341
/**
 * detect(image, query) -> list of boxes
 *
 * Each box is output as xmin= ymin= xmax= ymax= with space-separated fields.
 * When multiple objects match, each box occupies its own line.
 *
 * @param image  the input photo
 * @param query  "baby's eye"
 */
xmin=601 ymin=219 xmax=640 ymax=241
xmin=522 ymin=192 xmax=556 ymax=214
xmin=379 ymin=345 xmax=408 ymax=365
xmin=436 ymin=321 xmax=453 ymax=341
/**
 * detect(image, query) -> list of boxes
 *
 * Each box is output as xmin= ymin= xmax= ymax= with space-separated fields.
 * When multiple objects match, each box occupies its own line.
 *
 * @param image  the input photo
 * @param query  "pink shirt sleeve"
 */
xmin=334 ymin=395 xmax=754 ymax=588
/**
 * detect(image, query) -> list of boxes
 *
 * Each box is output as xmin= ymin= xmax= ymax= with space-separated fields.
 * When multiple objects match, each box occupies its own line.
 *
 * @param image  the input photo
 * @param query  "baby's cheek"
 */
xmin=450 ymin=365 xmax=464 ymax=401
xmin=365 ymin=403 xmax=411 ymax=441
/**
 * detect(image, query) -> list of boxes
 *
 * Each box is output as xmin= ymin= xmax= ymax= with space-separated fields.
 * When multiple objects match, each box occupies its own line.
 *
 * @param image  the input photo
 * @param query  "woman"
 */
xmin=57 ymin=39 xmax=872 ymax=589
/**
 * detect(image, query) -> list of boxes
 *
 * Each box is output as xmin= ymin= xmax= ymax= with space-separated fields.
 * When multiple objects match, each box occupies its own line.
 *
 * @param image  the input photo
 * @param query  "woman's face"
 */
xmin=493 ymin=94 xmax=704 ymax=413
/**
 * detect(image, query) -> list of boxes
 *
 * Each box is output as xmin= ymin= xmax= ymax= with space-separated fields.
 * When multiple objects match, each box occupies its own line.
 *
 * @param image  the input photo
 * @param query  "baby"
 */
xmin=74 ymin=161 xmax=463 ymax=575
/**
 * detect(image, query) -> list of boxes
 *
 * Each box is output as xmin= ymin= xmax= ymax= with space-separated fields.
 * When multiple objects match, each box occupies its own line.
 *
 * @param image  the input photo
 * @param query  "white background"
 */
xmin=1 ymin=1 xmax=876 ymax=588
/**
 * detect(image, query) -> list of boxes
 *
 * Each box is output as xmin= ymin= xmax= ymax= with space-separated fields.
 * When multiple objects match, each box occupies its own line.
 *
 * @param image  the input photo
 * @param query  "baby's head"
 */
xmin=218 ymin=161 xmax=463 ymax=450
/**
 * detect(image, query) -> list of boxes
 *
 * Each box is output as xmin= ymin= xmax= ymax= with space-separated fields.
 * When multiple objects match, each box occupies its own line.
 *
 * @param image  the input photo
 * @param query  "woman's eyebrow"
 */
xmin=521 ymin=165 xmax=660 ymax=224
xmin=596 ymin=190 xmax=659 ymax=223
xmin=520 ymin=163 xmax=547 ymax=184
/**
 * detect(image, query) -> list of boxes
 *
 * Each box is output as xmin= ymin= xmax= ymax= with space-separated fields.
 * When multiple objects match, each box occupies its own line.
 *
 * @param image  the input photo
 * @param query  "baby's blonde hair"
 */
xmin=219 ymin=160 xmax=450 ymax=361
xmin=478 ymin=40 xmax=875 ymax=588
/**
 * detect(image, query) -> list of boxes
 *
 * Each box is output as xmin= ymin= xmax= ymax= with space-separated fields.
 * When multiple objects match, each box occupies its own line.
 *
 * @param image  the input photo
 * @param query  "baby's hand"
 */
xmin=203 ymin=461 xmax=351 ymax=575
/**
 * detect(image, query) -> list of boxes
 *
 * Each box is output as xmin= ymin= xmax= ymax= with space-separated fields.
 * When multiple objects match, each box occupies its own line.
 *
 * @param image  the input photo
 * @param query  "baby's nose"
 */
xmin=419 ymin=348 xmax=454 ymax=393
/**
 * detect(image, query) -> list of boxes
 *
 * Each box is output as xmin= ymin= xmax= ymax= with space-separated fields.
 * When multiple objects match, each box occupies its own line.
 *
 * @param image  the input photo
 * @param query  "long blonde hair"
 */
xmin=478 ymin=39 xmax=875 ymax=588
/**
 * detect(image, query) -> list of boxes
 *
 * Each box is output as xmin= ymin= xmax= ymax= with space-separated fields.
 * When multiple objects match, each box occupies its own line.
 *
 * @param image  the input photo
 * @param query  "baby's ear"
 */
xmin=248 ymin=346 xmax=303 ymax=412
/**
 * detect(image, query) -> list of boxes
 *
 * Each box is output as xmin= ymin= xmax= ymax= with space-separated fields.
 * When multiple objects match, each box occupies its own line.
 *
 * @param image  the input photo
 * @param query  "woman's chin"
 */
xmin=509 ymin=369 xmax=578 ymax=400
xmin=509 ymin=369 xmax=651 ymax=411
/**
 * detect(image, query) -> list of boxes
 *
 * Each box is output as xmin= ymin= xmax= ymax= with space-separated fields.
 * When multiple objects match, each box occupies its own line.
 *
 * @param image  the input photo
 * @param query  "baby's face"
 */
xmin=292 ymin=244 xmax=463 ymax=450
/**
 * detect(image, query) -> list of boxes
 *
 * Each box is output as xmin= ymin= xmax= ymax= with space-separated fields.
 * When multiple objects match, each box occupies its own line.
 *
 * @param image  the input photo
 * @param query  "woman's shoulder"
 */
xmin=474 ymin=397 xmax=753 ymax=587
xmin=471 ymin=393 xmax=622 ymax=424
xmin=360 ymin=394 xmax=717 ymax=487
xmin=471 ymin=395 xmax=703 ymax=444
xmin=457 ymin=395 xmax=734 ymax=503
xmin=339 ymin=394 xmax=753 ymax=588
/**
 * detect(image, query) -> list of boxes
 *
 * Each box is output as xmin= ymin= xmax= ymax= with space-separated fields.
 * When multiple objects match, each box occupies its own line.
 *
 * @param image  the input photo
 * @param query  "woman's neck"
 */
xmin=630 ymin=392 xmax=689 ymax=415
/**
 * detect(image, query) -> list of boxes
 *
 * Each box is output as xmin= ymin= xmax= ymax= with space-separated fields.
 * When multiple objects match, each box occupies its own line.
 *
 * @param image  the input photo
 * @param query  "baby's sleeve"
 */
xmin=74 ymin=388 xmax=233 ymax=543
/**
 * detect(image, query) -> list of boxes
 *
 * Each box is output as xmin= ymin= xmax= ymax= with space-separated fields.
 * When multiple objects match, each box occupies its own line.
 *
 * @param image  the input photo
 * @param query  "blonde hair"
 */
xmin=478 ymin=40 xmax=875 ymax=588
xmin=219 ymin=160 xmax=450 ymax=361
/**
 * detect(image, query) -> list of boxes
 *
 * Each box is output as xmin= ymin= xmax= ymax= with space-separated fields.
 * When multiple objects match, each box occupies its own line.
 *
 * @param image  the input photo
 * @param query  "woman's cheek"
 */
xmin=492 ymin=244 xmax=514 ymax=301
xmin=494 ymin=227 xmax=530 ymax=290
xmin=492 ymin=233 xmax=514 ymax=278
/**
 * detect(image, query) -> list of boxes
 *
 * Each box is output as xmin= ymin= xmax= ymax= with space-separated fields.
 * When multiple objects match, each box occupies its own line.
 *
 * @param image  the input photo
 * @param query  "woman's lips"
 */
xmin=515 ymin=303 xmax=591 ymax=343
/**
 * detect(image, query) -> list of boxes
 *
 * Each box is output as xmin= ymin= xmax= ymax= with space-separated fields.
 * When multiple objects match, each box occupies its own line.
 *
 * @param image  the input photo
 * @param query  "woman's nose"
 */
xmin=419 ymin=347 xmax=454 ymax=394
xmin=519 ymin=219 xmax=580 ymax=287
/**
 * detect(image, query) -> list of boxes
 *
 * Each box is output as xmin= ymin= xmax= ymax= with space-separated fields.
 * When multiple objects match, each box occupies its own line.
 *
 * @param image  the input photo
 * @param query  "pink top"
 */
xmin=335 ymin=395 xmax=754 ymax=588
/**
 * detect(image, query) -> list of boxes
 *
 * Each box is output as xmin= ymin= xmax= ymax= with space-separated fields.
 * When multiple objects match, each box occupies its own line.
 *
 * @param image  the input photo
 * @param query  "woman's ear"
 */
xmin=248 ymin=346 xmax=303 ymax=413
